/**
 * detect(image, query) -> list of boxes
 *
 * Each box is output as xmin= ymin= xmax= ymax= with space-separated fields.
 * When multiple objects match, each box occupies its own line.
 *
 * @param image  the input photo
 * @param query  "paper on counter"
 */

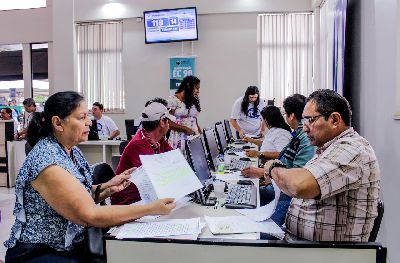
xmin=204 ymin=216 xmax=260 ymax=234
xmin=215 ymin=171 xmax=245 ymax=181
xmin=116 ymin=218 xmax=202 ymax=239
xmin=236 ymin=180 xmax=281 ymax=222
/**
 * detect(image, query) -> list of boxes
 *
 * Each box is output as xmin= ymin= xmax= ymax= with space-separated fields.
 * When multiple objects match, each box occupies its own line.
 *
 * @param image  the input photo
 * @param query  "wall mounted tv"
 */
xmin=144 ymin=7 xmax=198 ymax=44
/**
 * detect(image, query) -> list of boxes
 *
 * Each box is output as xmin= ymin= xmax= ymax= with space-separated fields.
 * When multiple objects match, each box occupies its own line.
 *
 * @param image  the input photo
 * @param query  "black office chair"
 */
xmin=25 ymin=141 xmax=33 ymax=156
xmin=267 ymin=98 xmax=275 ymax=106
xmin=368 ymin=200 xmax=384 ymax=242
xmin=92 ymin=162 xmax=115 ymax=188
xmin=125 ymin=119 xmax=139 ymax=140
xmin=119 ymin=140 xmax=129 ymax=155
xmin=111 ymin=155 xmax=121 ymax=171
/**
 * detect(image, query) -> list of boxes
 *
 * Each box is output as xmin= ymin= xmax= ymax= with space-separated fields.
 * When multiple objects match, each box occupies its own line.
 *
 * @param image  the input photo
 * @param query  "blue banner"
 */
xmin=169 ymin=57 xmax=196 ymax=91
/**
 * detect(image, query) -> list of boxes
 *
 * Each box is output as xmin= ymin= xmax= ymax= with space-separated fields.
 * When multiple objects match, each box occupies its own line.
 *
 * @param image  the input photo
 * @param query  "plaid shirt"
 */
xmin=285 ymin=128 xmax=380 ymax=242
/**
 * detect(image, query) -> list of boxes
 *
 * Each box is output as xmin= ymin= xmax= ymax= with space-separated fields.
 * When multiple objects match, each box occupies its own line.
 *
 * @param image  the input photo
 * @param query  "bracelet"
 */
xmin=267 ymin=161 xmax=286 ymax=179
xmin=94 ymin=184 xmax=102 ymax=202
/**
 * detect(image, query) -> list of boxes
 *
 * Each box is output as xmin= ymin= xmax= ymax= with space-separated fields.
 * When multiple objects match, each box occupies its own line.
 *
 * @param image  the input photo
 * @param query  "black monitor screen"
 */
xmin=186 ymin=136 xmax=211 ymax=185
xmin=203 ymin=128 xmax=220 ymax=170
xmin=88 ymin=119 xmax=99 ymax=140
xmin=125 ymin=119 xmax=138 ymax=140
xmin=215 ymin=122 xmax=227 ymax=153
xmin=224 ymin=119 xmax=233 ymax=142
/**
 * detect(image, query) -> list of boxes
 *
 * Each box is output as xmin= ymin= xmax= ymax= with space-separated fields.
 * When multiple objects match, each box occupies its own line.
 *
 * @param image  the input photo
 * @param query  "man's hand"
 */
xmin=245 ymin=149 xmax=260 ymax=158
xmin=241 ymin=166 xmax=263 ymax=179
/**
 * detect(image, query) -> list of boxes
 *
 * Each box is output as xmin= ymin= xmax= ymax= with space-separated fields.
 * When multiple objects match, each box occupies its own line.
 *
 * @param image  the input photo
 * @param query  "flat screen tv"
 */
xmin=144 ymin=7 xmax=198 ymax=44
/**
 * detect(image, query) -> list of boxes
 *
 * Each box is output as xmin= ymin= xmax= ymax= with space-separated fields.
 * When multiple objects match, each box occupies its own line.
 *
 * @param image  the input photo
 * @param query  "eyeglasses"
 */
xmin=301 ymin=114 xmax=326 ymax=126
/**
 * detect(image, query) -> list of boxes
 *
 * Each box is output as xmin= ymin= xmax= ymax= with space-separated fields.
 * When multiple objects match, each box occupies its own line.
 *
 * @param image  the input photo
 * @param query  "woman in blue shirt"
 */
xmin=4 ymin=91 xmax=176 ymax=263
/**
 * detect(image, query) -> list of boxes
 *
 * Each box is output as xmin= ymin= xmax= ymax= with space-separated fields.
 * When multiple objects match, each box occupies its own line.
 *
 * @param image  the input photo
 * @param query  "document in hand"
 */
xmin=130 ymin=149 xmax=203 ymax=202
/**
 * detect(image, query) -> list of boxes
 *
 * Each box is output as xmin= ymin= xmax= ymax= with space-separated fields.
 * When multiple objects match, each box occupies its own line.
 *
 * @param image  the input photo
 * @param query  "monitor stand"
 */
xmin=191 ymin=184 xmax=216 ymax=206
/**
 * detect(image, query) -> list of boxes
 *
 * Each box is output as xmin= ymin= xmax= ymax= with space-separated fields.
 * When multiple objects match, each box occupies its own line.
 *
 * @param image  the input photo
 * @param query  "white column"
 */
xmin=22 ymin=43 xmax=32 ymax=98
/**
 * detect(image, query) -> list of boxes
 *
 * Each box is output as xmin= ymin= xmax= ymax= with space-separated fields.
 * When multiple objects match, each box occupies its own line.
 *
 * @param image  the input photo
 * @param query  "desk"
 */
xmin=77 ymin=140 xmax=121 ymax=165
xmin=6 ymin=140 xmax=27 ymax=187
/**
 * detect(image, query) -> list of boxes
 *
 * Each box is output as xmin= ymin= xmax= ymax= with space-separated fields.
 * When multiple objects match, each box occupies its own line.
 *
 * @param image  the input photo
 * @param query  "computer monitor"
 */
xmin=203 ymin=127 xmax=220 ymax=171
xmin=185 ymin=135 xmax=211 ymax=185
xmin=88 ymin=119 xmax=99 ymax=140
xmin=223 ymin=119 xmax=234 ymax=142
xmin=214 ymin=122 xmax=227 ymax=154
xmin=125 ymin=119 xmax=139 ymax=140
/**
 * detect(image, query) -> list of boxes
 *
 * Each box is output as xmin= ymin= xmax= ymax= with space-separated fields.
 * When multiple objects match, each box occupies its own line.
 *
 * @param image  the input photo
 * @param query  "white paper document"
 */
xmin=204 ymin=216 xmax=260 ymax=234
xmin=116 ymin=218 xmax=202 ymax=239
xmin=215 ymin=171 xmax=245 ymax=181
xmin=129 ymin=167 xmax=158 ymax=203
xmin=236 ymin=180 xmax=281 ymax=222
xmin=140 ymin=149 xmax=203 ymax=200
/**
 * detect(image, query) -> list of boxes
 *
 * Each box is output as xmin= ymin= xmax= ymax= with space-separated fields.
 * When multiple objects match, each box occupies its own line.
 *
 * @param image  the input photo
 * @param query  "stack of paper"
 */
xmin=204 ymin=216 xmax=260 ymax=234
xmin=116 ymin=218 xmax=203 ymax=240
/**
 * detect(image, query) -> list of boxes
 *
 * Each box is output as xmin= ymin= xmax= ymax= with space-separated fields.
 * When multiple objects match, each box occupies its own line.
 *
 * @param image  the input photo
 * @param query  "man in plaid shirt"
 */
xmin=266 ymin=89 xmax=380 ymax=242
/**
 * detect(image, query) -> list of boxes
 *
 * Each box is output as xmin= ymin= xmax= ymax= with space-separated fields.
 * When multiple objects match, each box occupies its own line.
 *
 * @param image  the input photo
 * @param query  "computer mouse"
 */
xmin=239 ymin=157 xmax=251 ymax=161
xmin=237 ymin=180 xmax=254 ymax=185
xmin=242 ymin=145 xmax=251 ymax=150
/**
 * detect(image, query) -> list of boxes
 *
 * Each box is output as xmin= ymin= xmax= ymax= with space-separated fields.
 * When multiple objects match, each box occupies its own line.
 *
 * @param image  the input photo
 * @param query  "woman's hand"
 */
xmin=245 ymin=149 xmax=260 ymax=158
xmin=238 ymin=130 xmax=246 ymax=139
xmin=241 ymin=166 xmax=263 ymax=179
xmin=106 ymin=167 xmax=135 ymax=194
xmin=148 ymin=198 xmax=176 ymax=215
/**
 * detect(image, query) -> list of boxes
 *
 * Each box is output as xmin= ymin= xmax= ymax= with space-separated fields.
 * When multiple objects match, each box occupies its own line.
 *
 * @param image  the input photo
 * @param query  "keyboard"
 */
xmin=225 ymin=147 xmax=243 ymax=153
xmin=225 ymin=184 xmax=257 ymax=209
xmin=228 ymin=158 xmax=251 ymax=170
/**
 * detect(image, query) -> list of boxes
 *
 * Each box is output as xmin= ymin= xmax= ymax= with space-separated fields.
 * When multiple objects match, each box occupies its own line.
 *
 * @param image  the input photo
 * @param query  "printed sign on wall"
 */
xmin=169 ymin=57 xmax=196 ymax=92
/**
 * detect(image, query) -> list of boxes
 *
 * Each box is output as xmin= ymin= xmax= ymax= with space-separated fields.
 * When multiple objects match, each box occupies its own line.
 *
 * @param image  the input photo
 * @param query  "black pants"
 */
xmin=5 ymin=241 xmax=89 ymax=263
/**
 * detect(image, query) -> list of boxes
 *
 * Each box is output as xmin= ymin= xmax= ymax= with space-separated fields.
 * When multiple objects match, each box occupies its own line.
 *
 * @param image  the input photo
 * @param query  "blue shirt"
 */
xmin=4 ymin=136 xmax=93 ymax=251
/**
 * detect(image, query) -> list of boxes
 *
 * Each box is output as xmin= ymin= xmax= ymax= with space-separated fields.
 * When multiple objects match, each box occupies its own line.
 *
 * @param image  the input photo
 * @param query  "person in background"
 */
xmin=168 ymin=75 xmax=201 ymax=150
xmin=17 ymin=98 xmax=37 ymax=139
xmin=243 ymin=106 xmax=292 ymax=160
xmin=241 ymin=94 xmax=315 ymax=226
xmin=8 ymin=99 xmax=19 ymax=123
xmin=1 ymin=107 xmax=19 ymax=139
xmin=111 ymin=101 xmax=176 ymax=205
xmin=91 ymin=102 xmax=120 ymax=139
xmin=265 ymin=89 xmax=380 ymax=242
xmin=4 ymin=91 xmax=175 ymax=262
xmin=230 ymin=86 xmax=266 ymax=139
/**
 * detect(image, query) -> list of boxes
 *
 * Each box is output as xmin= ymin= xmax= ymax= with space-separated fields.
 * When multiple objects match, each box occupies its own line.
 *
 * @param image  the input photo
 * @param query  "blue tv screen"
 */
xmin=144 ymin=7 xmax=198 ymax=44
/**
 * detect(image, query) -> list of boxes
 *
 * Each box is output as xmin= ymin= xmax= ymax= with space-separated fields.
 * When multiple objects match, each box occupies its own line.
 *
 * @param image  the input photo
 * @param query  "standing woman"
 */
xmin=230 ymin=86 xmax=266 ymax=139
xmin=4 ymin=91 xmax=175 ymax=263
xmin=168 ymin=75 xmax=201 ymax=150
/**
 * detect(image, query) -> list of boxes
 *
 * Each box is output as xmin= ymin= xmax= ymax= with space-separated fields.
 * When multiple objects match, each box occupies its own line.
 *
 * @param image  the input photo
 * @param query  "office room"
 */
xmin=0 ymin=0 xmax=398 ymax=262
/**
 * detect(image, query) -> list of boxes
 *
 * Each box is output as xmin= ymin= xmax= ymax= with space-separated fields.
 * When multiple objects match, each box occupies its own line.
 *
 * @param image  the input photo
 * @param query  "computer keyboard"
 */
xmin=228 ymin=158 xmax=251 ymax=170
xmin=225 ymin=184 xmax=257 ymax=209
xmin=225 ymin=147 xmax=243 ymax=153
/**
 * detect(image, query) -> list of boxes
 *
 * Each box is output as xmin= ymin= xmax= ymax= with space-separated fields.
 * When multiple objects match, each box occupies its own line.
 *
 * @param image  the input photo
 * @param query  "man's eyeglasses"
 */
xmin=301 ymin=114 xmax=328 ymax=126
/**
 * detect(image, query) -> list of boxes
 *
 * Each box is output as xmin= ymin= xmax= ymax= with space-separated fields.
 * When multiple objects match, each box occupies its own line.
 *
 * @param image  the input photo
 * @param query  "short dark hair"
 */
xmin=261 ymin=106 xmax=291 ymax=133
xmin=283 ymin=94 xmax=306 ymax=121
xmin=145 ymin=97 xmax=168 ymax=107
xmin=23 ymin=98 xmax=36 ymax=107
xmin=93 ymin=102 xmax=104 ymax=111
xmin=1 ymin=107 xmax=12 ymax=115
xmin=307 ymin=89 xmax=352 ymax=126
xmin=27 ymin=92 xmax=85 ymax=147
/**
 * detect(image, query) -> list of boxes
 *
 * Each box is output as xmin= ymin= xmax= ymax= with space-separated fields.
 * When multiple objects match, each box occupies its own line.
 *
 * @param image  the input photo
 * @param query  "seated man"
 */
xmin=92 ymin=102 xmax=120 ymax=139
xmin=111 ymin=101 xmax=175 ymax=205
xmin=266 ymin=89 xmax=380 ymax=242
xmin=241 ymin=94 xmax=315 ymax=225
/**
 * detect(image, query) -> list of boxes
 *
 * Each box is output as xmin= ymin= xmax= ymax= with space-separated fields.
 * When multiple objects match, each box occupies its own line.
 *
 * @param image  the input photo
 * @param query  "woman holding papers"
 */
xmin=4 ymin=92 xmax=175 ymax=263
xmin=168 ymin=75 xmax=202 ymax=150
xmin=230 ymin=86 xmax=266 ymax=139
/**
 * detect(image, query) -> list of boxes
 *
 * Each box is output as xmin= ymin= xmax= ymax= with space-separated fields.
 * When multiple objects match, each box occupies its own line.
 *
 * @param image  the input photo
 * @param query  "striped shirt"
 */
xmin=285 ymin=128 xmax=380 ymax=242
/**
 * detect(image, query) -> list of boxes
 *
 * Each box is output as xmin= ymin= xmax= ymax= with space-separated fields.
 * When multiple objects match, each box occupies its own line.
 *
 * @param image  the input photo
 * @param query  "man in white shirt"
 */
xmin=92 ymin=102 xmax=120 ymax=139
xmin=230 ymin=86 xmax=266 ymax=138
xmin=18 ymin=98 xmax=38 ymax=139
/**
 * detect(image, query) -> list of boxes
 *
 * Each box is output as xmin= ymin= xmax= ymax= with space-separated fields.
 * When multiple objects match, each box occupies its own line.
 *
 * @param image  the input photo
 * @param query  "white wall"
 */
xmin=347 ymin=0 xmax=400 ymax=262
xmin=116 ymin=13 xmax=258 ymax=132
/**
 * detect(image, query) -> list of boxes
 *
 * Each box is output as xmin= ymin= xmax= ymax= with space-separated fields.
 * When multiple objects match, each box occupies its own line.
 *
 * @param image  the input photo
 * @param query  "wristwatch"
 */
xmin=267 ymin=161 xmax=286 ymax=179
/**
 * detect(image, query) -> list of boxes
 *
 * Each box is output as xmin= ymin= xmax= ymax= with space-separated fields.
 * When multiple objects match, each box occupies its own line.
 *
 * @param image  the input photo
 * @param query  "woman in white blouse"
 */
xmin=244 ymin=106 xmax=292 ymax=159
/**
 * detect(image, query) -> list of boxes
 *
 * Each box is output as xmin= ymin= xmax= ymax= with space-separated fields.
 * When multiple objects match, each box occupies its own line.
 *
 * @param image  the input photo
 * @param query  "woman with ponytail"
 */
xmin=5 ymin=91 xmax=175 ymax=263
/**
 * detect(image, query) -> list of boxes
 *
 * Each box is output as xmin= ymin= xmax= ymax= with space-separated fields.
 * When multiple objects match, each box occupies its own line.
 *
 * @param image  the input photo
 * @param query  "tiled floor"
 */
xmin=0 ymin=187 xmax=15 ymax=261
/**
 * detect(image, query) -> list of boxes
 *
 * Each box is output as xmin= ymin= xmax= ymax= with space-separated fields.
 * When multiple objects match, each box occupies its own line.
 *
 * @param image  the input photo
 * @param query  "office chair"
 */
xmin=125 ymin=119 xmax=139 ymax=140
xmin=267 ymin=98 xmax=275 ymax=106
xmin=111 ymin=155 xmax=121 ymax=171
xmin=25 ymin=141 xmax=33 ymax=156
xmin=119 ymin=140 xmax=129 ymax=155
xmin=368 ymin=200 xmax=384 ymax=242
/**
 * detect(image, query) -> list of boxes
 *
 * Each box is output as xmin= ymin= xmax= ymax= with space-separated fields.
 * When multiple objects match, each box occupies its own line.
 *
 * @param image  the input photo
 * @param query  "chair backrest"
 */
xmin=368 ymin=200 xmax=384 ymax=242
xmin=125 ymin=119 xmax=139 ymax=140
xmin=119 ymin=140 xmax=129 ymax=155
xmin=111 ymin=155 xmax=121 ymax=172
xmin=25 ymin=141 xmax=33 ymax=156
xmin=92 ymin=162 xmax=115 ymax=185
xmin=267 ymin=98 xmax=275 ymax=106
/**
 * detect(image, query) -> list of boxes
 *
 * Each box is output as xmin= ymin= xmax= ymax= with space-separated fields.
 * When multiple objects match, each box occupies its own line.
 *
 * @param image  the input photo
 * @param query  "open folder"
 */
xmin=129 ymin=149 xmax=203 ymax=203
